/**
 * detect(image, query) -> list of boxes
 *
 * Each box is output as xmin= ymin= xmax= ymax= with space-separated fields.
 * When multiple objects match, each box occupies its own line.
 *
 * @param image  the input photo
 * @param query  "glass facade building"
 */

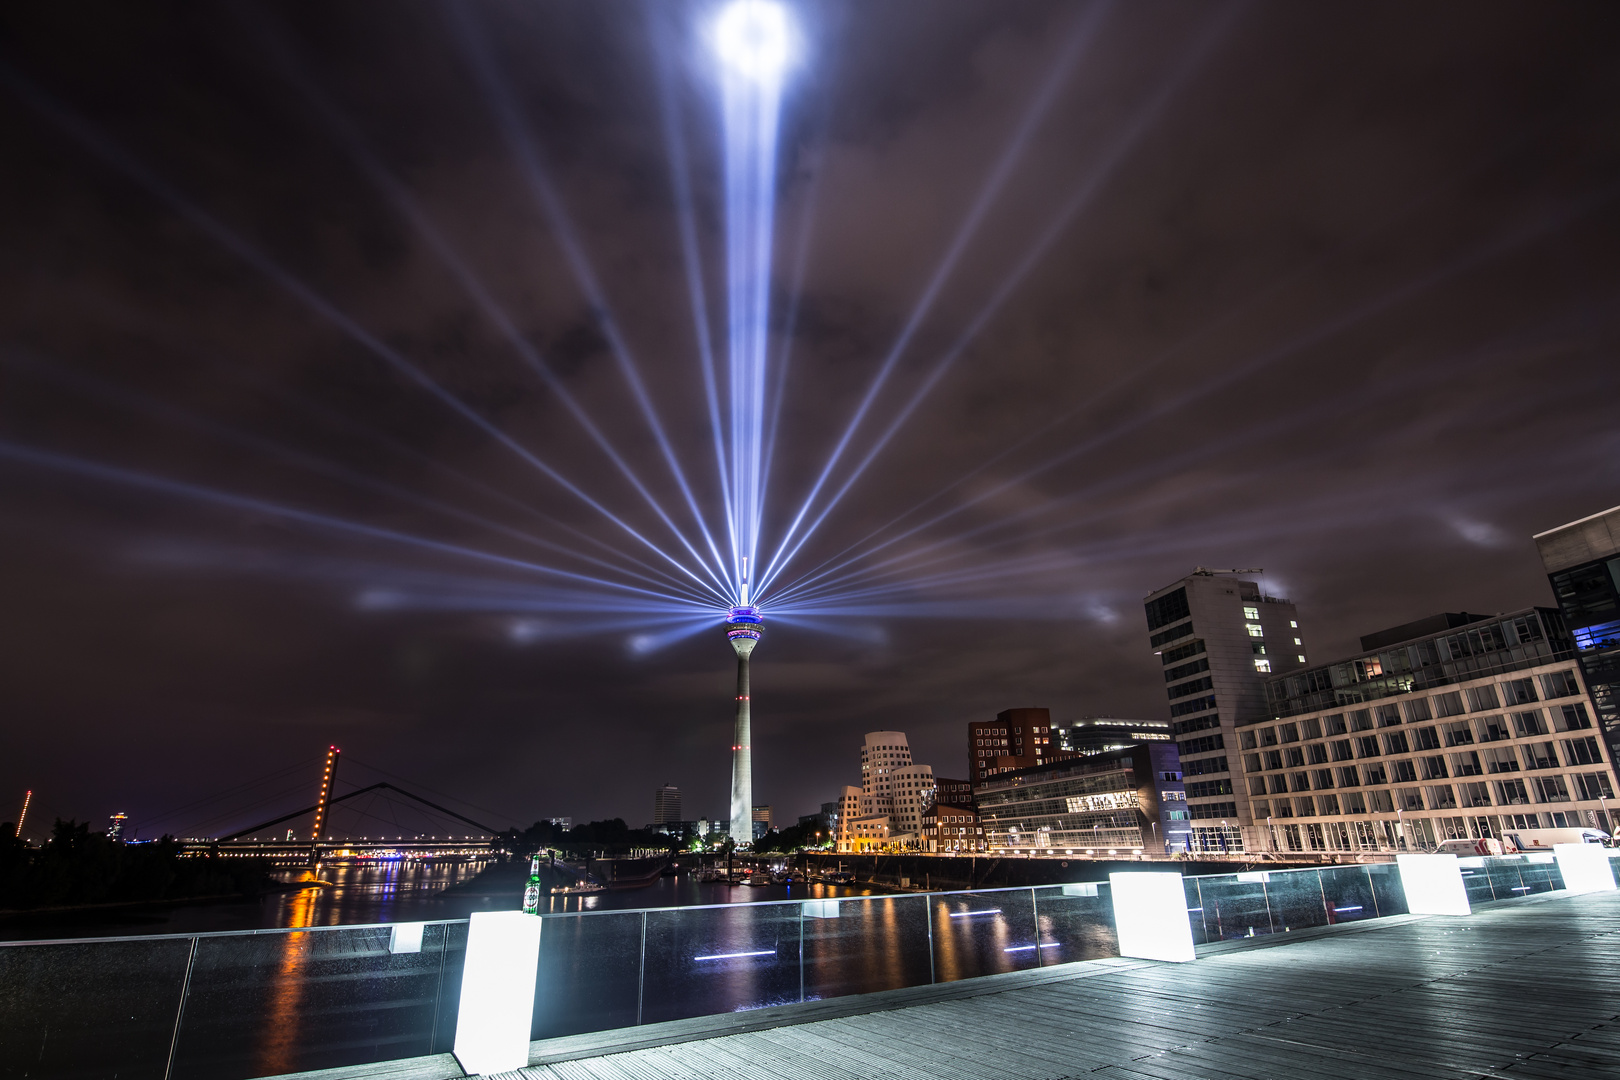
xmin=1536 ymin=506 xmax=1620 ymax=780
xmin=973 ymin=743 xmax=1189 ymax=855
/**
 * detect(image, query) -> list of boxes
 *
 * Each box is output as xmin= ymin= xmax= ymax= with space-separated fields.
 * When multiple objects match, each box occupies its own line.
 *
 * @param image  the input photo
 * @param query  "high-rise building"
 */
xmin=1536 ymin=505 xmax=1620 ymax=783
xmin=837 ymin=732 xmax=936 ymax=851
xmin=968 ymin=708 xmax=1061 ymax=783
xmin=1241 ymin=606 xmax=1616 ymax=851
xmin=752 ymin=805 xmax=772 ymax=829
xmin=653 ymin=784 xmax=682 ymax=825
xmin=724 ymin=605 xmax=763 ymax=845
xmin=107 ymin=812 xmax=128 ymax=841
xmin=1144 ymin=570 xmax=1308 ymax=850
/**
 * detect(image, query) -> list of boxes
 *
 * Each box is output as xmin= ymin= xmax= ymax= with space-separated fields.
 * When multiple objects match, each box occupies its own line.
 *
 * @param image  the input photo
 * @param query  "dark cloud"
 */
xmin=2 ymin=1 xmax=1618 ymax=836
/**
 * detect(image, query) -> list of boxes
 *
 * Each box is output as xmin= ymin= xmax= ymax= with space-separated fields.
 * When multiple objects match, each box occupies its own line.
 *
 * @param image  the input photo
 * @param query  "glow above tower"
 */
xmin=725 ymin=603 xmax=763 ymax=844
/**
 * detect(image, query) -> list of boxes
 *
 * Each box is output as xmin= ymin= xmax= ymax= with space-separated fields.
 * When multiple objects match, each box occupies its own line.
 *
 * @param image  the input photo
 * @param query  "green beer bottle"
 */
xmin=522 ymin=852 xmax=542 ymax=915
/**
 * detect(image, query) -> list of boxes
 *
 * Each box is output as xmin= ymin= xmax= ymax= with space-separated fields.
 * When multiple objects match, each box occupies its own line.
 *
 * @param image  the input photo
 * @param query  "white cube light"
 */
xmin=1396 ymin=854 xmax=1471 ymax=916
xmin=1109 ymin=872 xmax=1195 ymax=962
xmin=453 ymin=911 xmax=543 ymax=1076
xmin=801 ymin=898 xmax=840 ymax=919
xmin=388 ymin=922 xmax=425 ymax=955
xmin=1554 ymin=843 xmax=1617 ymax=894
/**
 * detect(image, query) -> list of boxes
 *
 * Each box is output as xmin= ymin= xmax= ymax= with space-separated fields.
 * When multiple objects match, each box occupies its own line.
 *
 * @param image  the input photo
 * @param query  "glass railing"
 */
xmin=1182 ymin=863 xmax=1406 ymax=943
xmin=1 ymin=857 xmax=1604 ymax=1080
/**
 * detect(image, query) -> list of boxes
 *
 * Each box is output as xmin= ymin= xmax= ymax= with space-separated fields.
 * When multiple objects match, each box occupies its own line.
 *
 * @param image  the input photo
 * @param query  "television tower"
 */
xmin=725 ymin=567 xmax=763 ymax=845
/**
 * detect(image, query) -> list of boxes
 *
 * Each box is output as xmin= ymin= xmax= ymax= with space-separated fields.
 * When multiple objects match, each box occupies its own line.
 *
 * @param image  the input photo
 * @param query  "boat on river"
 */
xmin=549 ymin=880 xmax=606 ymax=896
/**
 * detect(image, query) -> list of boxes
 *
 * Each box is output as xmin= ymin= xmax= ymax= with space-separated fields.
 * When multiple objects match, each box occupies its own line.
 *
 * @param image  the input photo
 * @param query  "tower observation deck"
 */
xmin=725 ymin=604 xmax=763 ymax=845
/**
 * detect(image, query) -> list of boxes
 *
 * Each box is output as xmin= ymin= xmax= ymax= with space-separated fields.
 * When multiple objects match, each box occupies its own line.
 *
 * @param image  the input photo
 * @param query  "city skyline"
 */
xmin=3 ymin=2 xmax=1619 ymax=836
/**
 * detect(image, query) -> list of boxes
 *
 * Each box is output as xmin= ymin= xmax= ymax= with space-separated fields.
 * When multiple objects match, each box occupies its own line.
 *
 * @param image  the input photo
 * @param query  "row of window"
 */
xmin=1247 ymin=739 xmax=1607 ymax=795
xmin=1173 ymin=713 xmax=1221 ymax=736
xmin=1251 ymin=770 xmax=1614 ymax=819
xmin=1245 ymin=716 xmax=1595 ymax=772
xmin=1245 ymin=700 xmax=1589 ymax=752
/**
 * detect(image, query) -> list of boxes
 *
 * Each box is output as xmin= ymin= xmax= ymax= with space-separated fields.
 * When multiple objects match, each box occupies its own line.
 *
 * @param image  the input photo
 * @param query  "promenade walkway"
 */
xmin=294 ymin=890 xmax=1620 ymax=1080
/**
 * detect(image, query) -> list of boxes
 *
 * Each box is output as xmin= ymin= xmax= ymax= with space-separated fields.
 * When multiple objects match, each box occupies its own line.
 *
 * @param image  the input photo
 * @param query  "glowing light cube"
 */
xmin=801 ymin=898 xmax=840 ymax=919
xmin=1110 ymin=872 xmax=1195 ymax=962
xmin=388 ymin=922 xmax=424 ymax=954
xmin=1396 ymin=854 xmax=1471 ymax=915
xmin=1554 ymin=843 xmax=1617 ymax=894
xmin=453 ymin=911 xmax=542 ymax=1076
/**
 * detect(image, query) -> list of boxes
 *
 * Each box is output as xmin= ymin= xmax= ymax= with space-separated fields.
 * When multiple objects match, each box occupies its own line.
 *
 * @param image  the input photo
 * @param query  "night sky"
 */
xmin=3 ymin=2 xmax=1618 ymax=841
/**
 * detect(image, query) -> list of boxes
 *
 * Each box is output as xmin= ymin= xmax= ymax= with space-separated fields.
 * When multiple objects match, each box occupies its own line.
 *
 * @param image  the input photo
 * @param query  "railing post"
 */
xmin=925 ymin=895 xmax=936 ymax=984
xmin=798 ymin=904 xmax=805 ymax=1003
xmin=636 ymin=911 xmax=647 ymax=1026
xmin=162 ymin=936 xmax=200 ymax=1080
xmin=1365 ymin=866 xmax=1380 ymax=918
xmin=429 ymin=922 xmax=450 ymax=1053
xmin=1031 ymin=887 xmax=1042 ymax=967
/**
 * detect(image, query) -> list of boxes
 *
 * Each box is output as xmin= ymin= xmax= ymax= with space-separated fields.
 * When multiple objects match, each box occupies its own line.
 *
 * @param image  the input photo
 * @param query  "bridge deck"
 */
xmin=282 ymin=890 xmax=1620 ymax=1080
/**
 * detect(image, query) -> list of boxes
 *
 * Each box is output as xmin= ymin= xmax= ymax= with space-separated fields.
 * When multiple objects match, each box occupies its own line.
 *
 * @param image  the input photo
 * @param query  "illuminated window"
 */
xmin=1294 ymin=637 xmax=1302 ymax=645
xmin=1290 ymin=620 xmax=1298 ymax=628
xmin=1254 ymin=658 xmax=1272 ymax=673
xmin=1246 ymin=624 xmax=1264 ymax=638
xmin=1243 ymin=606 xmax=1260 ymax=620
xmin=1298 ymin=655 xmax=1306 ymax=663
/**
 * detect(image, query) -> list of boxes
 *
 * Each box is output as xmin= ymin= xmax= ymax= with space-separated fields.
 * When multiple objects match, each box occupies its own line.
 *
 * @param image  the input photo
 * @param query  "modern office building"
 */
xmin=934 ymin=776 xmax=973 ymax=804
xmin=652 ymin=784 xmax=682 ymax=825
xmin=1144 ymin=570 xmax=1310 ymax=850
xmin=1536 ymin=505 xmax=1620 ymax=782
xmin=107 ymin=812 xmax=128 ymax=841
xmin=1058 ymin=718 xmax=1172 ymax=754
xmin=1242 ymin=607 xmax=1617 ymax=852
xmin=968 ymin=708 xmax=1063 ymax=784
xmin=974 ymin=743 xmax=1189 ymax=855
xmin=752 ymin=805 xmax=773 ymax=829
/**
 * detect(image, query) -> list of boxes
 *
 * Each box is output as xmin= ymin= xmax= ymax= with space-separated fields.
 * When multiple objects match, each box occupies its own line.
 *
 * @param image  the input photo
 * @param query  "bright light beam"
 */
xmin=755 ymin=2 xmax=1239 ymax=602
xmin=246 ymin=7 xmax=734 ymax=602
xmin=445 ymin=4 xmax=735 ymax=596
xmin=0 ymin=440 xmax=711 ymax=607
xmin=755 ymin=2 xmax=1112 ymax=595
xmin=763 ymin=173 xmax=1617 ymax=606
xmin=0 ymin=62 xmax=733 ymax=608
xmin=760 ymin=114 xmax=1545 ymax=602
xmin=1 ymin=349 xmax=717 ymax=606
xmin=650 ymin=13 xmax=738 ymax=569
xmin=714 ymin=0 xmax=794 ymax=603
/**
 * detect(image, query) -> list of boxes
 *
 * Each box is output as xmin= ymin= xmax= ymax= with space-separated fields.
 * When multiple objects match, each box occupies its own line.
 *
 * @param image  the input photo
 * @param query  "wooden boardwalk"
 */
xmin=274 ymin=890 xmax=1620 ymax=1080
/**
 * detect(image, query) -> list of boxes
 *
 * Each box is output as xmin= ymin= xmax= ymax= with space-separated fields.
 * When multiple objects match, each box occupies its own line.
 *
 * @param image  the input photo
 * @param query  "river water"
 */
xmin=0 ymin=857 xmax=884 ymax=940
